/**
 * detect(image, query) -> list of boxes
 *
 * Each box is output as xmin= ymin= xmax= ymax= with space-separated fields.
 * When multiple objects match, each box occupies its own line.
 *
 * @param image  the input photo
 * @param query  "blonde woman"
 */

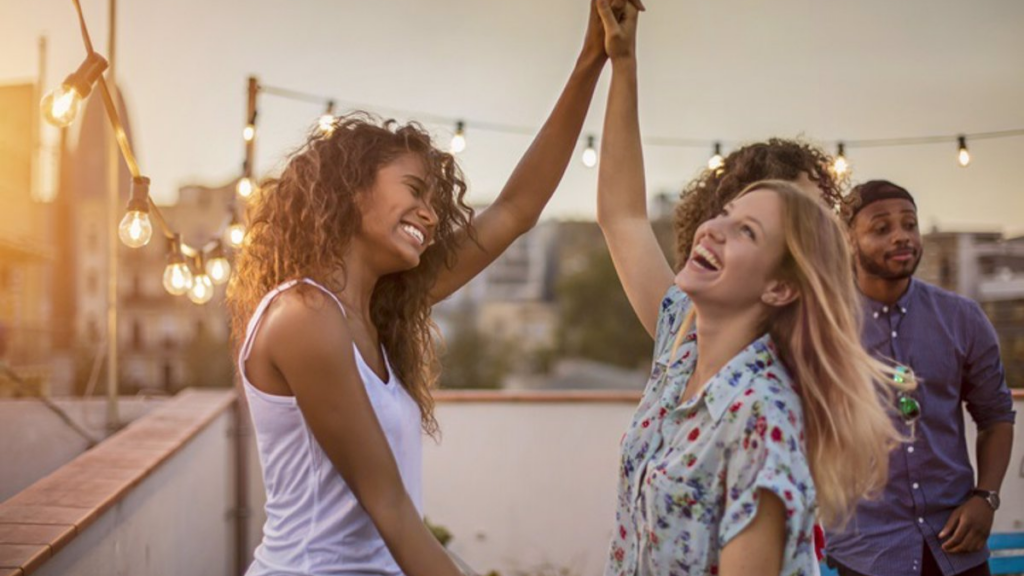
xmin=594 ymin=2 xmax=909 ymax=575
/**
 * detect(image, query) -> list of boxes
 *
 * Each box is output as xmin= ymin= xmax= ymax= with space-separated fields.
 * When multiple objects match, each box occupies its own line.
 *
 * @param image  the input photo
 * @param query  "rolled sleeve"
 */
xmin=962 ymin=301 xmax=1016 ymax=430
xmin=719 ymin=399 xmax=812 ymax=549
xmin=652 ymin=285 xmax=692 ymax=358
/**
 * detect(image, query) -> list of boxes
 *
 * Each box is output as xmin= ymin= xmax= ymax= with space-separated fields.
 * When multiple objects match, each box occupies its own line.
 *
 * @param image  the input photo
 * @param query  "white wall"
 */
xmin=422 ymin=401 xmax=636 ymax=576
xmin=420 ymin=399 xmax=1024 ymax=575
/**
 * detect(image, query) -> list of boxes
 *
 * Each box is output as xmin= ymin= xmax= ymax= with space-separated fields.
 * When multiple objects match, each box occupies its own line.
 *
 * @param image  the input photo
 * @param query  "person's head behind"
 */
xmin=843 ymin=180 xmax=922 ymax=282
xmin=228 ymin=113 xmax=474 ymax=435
xmin=679 ymin=180 xmax=908 ymax=529
xmin=673 ymin=138 xmax=844 ymax=270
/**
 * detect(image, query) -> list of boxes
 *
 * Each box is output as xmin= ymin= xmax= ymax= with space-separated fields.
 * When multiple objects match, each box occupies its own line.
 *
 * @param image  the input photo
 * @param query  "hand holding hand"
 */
xmin=595 ymin=0 xmax=642 ymax=61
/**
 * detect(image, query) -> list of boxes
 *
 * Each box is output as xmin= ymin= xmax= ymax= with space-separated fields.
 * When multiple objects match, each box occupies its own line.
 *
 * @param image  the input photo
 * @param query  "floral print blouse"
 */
xmin=605 ymin=285 xmax=818 ymax=576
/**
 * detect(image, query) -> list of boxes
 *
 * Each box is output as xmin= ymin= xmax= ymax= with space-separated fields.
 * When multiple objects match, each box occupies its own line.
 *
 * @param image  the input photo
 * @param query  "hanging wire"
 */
xmin=258 ymin=82 xmax=1024 ymax=152
xmin=70 ymin=0 xmax=95 ymax=54
xmin=843 ymin=128 xmax=1024 ymax=149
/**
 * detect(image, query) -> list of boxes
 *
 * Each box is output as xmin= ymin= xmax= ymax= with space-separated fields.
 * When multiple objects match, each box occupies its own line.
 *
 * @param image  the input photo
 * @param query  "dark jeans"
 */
xmin=831 ymin=544 xmax=991 ymax=576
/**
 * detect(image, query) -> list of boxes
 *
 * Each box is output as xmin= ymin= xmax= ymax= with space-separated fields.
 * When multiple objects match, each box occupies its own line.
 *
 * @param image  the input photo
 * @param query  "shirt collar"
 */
xmin=701 ymin=333 xmax=783 ymax=423
xmin=861 ymin=277 xmax=917 ymax=317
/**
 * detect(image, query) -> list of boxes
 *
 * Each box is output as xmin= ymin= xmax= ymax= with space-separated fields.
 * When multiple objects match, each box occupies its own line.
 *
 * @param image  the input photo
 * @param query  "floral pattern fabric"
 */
xmin=605 ymin=285 xmax=818 ymax=576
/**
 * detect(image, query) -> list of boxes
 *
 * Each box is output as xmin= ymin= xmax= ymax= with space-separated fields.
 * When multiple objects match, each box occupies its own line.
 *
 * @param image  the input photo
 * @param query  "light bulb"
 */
xmin=834 ymin=156 xmax=849 ymax=175
xmin=163 ymin=262 xmax=194 ymax=296
xmin=581 ymin=136 xmax=598 ymax=168
xmin=40 ymin=52 xmax=107 ymax=129
xmin=957 ymin=136 xmax=970 ymax=167
xmin=450 ymin=121 xmax=466 ymax=154
xmin=236 ymin=176 xmax=255 ymax=198
xmin=226 ymin=223 xmax=246 ymax=248
xmin=319 ymin=114 xmax=336 ymax=135
xmin=243 ymin=124 xmax=256 ymax=142
xmin=582 ymin=147 xmax=598 ymax=168
xmin=707 ymin=143 xmax=725 ymax=171
xmin=188 ymin=274 xmax=215 ymax=305
xmin=833 ymin=143 xmax=850 ymax=175
xmin=206 ymin=256 xmax=231 ymax=285
xmin=118 ymin=210 xmax=153 ymax=248
xmin=958 ymin=148 xmax=970 ymax=167
xmin=41 ymin=85 xmax=83 ymax=128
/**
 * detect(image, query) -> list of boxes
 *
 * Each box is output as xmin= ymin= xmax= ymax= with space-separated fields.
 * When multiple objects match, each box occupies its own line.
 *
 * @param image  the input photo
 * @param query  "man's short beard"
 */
xmin=855 ymin=243 xmax=921 ymax=281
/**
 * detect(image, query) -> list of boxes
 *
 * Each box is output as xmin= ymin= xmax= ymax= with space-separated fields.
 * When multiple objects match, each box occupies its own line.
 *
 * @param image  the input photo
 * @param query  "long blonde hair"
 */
xmin=674 ymin=179 xmax=912 ymax=529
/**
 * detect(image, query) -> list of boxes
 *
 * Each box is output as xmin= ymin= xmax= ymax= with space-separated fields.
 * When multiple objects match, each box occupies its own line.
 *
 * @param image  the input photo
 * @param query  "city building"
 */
xmin=0 ymin=82 xmax=53 ymax=396
xmin=919 ymin=230 xmax=1024 ymax=388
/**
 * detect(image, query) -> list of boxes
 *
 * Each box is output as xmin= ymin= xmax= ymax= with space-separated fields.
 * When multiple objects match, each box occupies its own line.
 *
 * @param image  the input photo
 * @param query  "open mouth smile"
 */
xmin=400 ymin=223 xmax=426 ymax=246
xmin=690 ymin=243 xmax=722 ymax=271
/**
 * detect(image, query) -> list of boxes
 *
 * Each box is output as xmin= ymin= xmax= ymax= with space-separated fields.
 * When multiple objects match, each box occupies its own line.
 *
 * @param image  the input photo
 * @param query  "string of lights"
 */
xmin=248 ymin=80 xmax=1024 ymax=174
xmin=42 ymin=0 xmax=239 ymax=305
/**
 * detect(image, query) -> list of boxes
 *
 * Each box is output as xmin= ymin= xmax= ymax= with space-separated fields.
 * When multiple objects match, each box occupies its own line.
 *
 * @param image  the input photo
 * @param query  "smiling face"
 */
xmin=676 ymin=188 xmax=790 ymax=312
xmin=351 ymin=152 xmax=438 ymax=273
xmin=850 ymin=198 xmax=922 ymax=281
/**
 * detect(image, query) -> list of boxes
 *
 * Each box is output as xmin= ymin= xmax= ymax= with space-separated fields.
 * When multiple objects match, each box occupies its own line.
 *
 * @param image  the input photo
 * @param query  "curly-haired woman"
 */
xmin=225 ymin=2 xmax=642 ymax=574
xmin=672 ymin=145 xmax=845 ymax=271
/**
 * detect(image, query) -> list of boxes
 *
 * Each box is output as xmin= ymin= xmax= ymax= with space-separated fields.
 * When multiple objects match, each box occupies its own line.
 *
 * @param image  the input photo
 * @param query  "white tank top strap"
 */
xmin=239 ymin=278 xmax=348 ymax=368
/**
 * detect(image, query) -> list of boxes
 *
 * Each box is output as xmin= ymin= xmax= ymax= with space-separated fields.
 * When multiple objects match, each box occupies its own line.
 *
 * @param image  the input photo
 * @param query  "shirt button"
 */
xmin=908 ymin=446 xmax=915 ymax=453
xmin=913 ymin=482 xmax=920 ymax=489
xmin=882 ymin=306 xmax=889 ymax=313
xmin=918 ymin=517 xmax=924 ymax=524
xmin=873 ymin=312 xmax=880 ymax=319
xmin=892 ymin=331 xmax=898 ymax=338
xmin=901 ymin=307 xmax=908 ymax=314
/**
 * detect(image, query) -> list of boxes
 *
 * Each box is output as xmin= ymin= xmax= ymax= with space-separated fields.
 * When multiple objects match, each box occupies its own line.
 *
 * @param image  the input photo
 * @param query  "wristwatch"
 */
xmin=971 ymin=489 xmax=1001 ymax=511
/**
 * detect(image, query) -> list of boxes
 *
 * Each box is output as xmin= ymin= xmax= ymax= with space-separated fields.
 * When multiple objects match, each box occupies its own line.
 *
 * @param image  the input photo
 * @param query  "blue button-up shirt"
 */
xmin=826 ymin=278 xmax=1016 ymax=576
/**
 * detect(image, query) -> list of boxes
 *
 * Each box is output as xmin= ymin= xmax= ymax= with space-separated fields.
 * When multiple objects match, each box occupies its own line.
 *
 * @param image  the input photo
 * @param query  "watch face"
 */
xmin=991 ymin=493 xmax=1001 ymax=510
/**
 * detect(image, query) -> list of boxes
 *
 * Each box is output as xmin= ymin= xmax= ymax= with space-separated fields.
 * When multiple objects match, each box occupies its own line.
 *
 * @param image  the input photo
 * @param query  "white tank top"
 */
xmin=240 ymin=278 xmax=423 ymax=576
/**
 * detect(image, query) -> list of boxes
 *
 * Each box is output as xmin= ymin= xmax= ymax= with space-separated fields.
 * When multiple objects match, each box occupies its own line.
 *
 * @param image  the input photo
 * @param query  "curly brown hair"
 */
xmin=672 ymin=138 xmax=846 ymax=269
xmin=227 ymin=113 xmax=474 ymax=436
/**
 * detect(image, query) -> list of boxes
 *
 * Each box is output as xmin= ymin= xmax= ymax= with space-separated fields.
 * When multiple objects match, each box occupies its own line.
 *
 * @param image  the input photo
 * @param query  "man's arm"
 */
xmin=940 ymin=301 xmax=1016 ymax=554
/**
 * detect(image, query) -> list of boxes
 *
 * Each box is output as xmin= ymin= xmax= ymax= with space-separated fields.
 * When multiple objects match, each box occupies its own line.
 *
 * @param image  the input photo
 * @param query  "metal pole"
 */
xmin=245 ymin=76 xmax=258 ymax=177
xmin=105 ymin=0 xmax=120 ymax=431
xmin=33 ymin=37 xmax=45 ymax=203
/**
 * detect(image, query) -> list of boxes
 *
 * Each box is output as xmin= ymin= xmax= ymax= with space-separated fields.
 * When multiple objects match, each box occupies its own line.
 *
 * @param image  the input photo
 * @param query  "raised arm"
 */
xmin=595 ymin=0 xmax=674 ymax=338
xmin=429 ymin=0 xmax=645 ymax=304
xmin=264 ymin=292 xmax=462 ymax=576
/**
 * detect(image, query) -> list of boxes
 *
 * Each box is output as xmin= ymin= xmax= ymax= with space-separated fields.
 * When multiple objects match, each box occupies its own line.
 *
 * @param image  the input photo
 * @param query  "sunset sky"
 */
xmin=4 ymin=0 xmax=1023 ymax=233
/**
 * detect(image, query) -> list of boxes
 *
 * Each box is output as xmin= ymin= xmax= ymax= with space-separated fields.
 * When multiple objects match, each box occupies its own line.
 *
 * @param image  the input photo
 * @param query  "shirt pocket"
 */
xmin=642 ymin=463 xmax=720 ymax=562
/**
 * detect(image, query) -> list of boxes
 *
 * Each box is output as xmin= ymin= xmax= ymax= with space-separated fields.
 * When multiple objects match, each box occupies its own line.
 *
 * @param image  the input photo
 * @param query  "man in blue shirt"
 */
xmin=825 ymin=180 xmax=1016 ymax=576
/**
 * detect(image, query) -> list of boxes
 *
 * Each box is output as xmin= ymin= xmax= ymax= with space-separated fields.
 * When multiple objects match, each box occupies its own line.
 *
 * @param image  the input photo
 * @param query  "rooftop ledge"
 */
xmin=0 ymin=389 xmax=235 ymax=576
